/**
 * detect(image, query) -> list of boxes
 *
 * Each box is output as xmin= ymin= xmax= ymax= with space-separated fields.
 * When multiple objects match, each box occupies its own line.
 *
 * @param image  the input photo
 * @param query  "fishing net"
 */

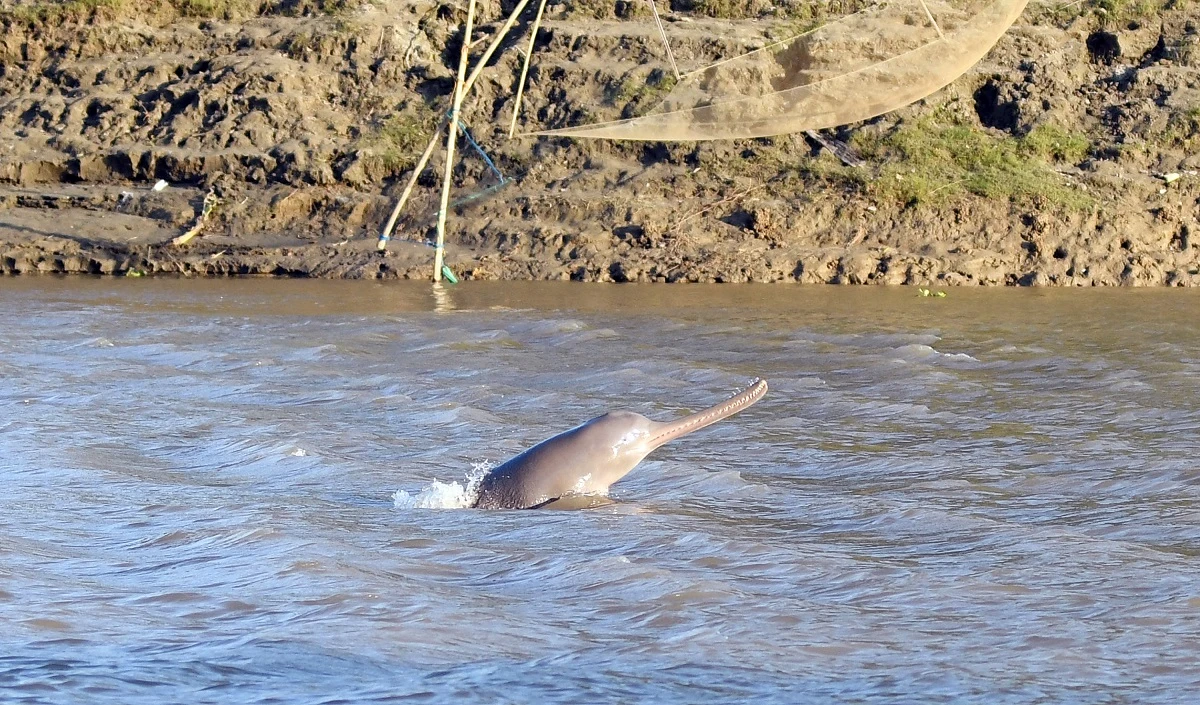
xmin=534 ymin=0 xmax=1029 ymax=141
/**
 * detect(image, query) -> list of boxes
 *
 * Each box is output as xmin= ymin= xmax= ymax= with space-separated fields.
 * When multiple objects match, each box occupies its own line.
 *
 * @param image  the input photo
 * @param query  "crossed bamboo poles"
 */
xmin=376 ymin=0 xmax=679 ymax=282
xmin=375 ymin=0 xmax=544 ymax=282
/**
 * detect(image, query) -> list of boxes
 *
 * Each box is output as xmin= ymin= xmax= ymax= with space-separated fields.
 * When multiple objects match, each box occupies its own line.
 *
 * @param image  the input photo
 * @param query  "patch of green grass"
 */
xmin=689 ymin=0 xmax=866 ymax=20
xmin=175 ymin=0 xmax=257 ymax=19
xmin=357 ymin=109 xmax=436 ymax=175
xmin=566 ymin=0 xmax=643 ymax=19
xmin=0 ymin=0 xmax=258 ymax=25
xmin=281 ymin=30 xmax=316 ymax=57
xmin=769 ymin=0 xmax=872 ymax=39
xmin=1 ymin=0 xmax=127 ymax=24
xmin=1093 ymin=0 xmax=1185 ymax=26
xmin=689 ymin=0 xmax=764 ymax=19
xmin=1101 ymin=105 xmax=1198 ymax=159
xmin=562 ymin=0 xmax=607 ymax=20
xmin=273 ymin=0 xmax=360 ymax=16
xmin=1021 ymin=124 xmax=1093 ymax=163
xmin=612 ymin=70 xmax=677 ymax=117
xmin=1029 ymin=0 xmax=1186 ymax=29
xmin=1159 ymin=106 xmax=1200 ymax=148
xmin=815 ymin=114 xmax=1094 ymax=209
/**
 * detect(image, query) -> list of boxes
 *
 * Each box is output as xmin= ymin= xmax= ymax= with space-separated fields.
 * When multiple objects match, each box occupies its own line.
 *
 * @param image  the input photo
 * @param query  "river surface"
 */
xmin=1 ymin=279 xmax=1198 ymax=704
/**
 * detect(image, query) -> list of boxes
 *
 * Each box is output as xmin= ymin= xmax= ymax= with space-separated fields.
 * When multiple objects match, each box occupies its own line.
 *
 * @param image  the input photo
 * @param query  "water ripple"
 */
xmin=2 ymin=280 xmax=1199 ymax=703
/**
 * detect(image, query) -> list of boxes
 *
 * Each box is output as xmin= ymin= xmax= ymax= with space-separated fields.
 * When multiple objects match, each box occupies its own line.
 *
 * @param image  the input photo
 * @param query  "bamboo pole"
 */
xmin=509 ymin=0 xmax=549 ymax=138
xmin=377 ymin=133 xmax=440 ymax=251
xmin=378 ymin=0 xmax=534 ymax=252
xmin=647 ymin=0 xmax=680 ymax=80
xmin=918 ymin=0 xmax=945 ymax=39
xmin=434 ymin=0 xmax=478 ymax=282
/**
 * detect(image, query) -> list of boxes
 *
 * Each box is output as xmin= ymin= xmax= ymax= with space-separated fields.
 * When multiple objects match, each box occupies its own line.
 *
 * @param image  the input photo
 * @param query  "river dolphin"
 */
xmin=473 ymin=379 xmax=768 ymax=509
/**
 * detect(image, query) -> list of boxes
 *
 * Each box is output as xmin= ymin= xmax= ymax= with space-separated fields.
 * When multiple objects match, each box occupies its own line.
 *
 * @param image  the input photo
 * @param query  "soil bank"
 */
xmin=1 ymin=0 xmax=1199 ymax=285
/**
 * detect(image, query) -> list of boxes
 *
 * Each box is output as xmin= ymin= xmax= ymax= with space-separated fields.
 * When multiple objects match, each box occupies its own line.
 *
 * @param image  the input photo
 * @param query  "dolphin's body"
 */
xmin=473 ymin=379 xmax=768 ymax=509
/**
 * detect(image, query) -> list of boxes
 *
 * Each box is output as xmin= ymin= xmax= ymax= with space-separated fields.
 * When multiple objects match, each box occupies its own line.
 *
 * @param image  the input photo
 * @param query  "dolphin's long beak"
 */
xmin=646 ymin=379 xmax=768 ymax=450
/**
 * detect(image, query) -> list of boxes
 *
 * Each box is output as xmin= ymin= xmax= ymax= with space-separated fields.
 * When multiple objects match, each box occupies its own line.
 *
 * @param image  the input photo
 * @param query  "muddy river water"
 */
xmin=2 ymin=279 xmax=1198 ymax=703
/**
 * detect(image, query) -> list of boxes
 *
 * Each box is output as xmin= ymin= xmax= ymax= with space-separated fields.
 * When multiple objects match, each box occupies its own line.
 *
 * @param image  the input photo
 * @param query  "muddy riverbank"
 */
xmin=1 ymin=0 xmax=1198 ymax=284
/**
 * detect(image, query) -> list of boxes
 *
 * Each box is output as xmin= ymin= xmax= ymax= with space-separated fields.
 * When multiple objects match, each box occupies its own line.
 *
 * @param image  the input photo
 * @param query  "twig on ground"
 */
xmin=667 ymin=183 xmax=768 ymax=233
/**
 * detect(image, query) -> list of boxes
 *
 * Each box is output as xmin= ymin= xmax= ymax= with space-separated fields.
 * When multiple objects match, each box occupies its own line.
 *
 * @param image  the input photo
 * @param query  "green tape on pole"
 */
xmin=441 ymin=266 xmax=460 ymax=284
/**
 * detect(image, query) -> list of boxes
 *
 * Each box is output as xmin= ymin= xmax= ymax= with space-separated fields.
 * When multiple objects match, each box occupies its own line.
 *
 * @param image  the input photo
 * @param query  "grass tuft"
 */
xmin=1159 ymin=106 xmax=1200 ymax=148
xmin=804 ymin=113 xmax=1095 ymax=209
xmin=357 ymin=109 xmax=437 ymax=176
xmin=1091 ymin=0 xmax=1190 ymax=27
xmin=612 ymin=70 xmax=677 ymax=110
xmin=1020 ymin=124 xmax=1093 ymax=163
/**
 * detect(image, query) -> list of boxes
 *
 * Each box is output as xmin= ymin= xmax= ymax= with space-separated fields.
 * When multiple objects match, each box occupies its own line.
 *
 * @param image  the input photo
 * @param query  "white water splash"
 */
xmin=892 ymin=344 xmax=980 ymax=363
xmin=392 ymin=462 xmax=492 ymax=510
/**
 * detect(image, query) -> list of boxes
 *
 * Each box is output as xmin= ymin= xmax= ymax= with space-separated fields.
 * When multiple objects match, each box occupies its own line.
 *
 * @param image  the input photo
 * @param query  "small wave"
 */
xmin=285 ymin=344 xmax=340 ymax=362
xmin=793 ymin=331 xmax=942 ymax=350
xmin=891 ymin=343 xmax=980 ymax=364
xmin=393 ymin=463 xmax=490 ymax=510
xmin=683 ymin=469 xmax=769 ymax=497
xmin=422 ymin=406 xmax=500 ymax=426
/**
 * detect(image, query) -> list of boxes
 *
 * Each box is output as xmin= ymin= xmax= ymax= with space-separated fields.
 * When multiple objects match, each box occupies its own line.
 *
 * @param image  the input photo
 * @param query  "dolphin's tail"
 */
xmin=647 ymin=379 xmax=768 ymax=449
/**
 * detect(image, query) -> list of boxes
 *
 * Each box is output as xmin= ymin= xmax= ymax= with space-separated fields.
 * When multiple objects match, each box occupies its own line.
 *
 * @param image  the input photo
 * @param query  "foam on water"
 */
xmin=392 ymin=463 xmax=491 ymax=510
xmin=891 ymin=343 xmax=981 ymax=363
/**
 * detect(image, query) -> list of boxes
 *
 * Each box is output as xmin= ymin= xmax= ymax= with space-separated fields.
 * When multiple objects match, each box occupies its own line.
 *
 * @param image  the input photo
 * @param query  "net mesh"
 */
xmin=534 ymin=0 xmax=1029 ymax=141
